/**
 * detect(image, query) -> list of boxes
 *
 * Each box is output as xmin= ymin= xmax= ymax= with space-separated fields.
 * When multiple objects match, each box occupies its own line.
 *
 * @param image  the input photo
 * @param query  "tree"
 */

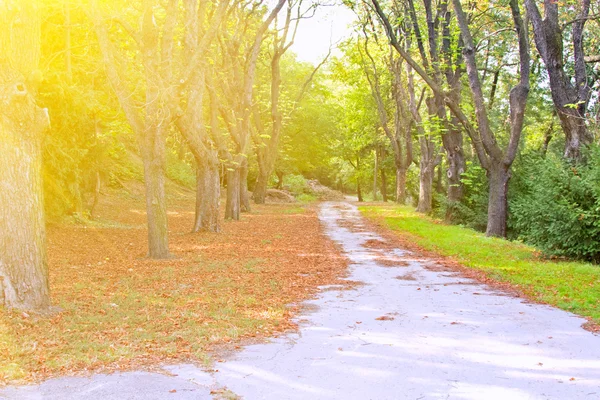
xmin=174 ymin=0 xmax=224 ymax=233
xmin=371 ymin=0 xmax=531 ymax=236
xmin=252 ymin=0 xmax=328 ymax=204
xmin=525 ymin=0 xmax=594 ymax=161
xmin=357 ymin=21 xmax=414 ymax=204
xmin=208 ymin=0 xmax=286 ymax=219
xmin=92 ymin=0 xmax=227 ymax=256
xmin=0 ymin=1 xmax=51 ymax=310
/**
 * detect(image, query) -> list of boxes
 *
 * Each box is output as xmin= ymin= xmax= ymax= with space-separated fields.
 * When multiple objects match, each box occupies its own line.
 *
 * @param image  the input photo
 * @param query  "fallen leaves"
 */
xmin=0 ymin=192 xmax=348 ymax=385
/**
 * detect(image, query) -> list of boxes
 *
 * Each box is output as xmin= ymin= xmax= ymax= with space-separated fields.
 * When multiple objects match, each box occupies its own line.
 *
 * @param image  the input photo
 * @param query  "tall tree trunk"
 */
xmin=380 ymin=167 xmax=388 ymax=202
xmin=225 ymin=168 xmax=241 ymax=220
xmin=240 ymin=158 xmax=251 ymax=212
xmin=373 ymin=149 xmax=378 ymax=201
xmin=395 ymin=165 xmax=407 ymax=204
xmin=416 ymin=149 xmax=435 ymax=213
xmin=435 ymin=164 xmax=443 ymax=193
xmin=486 ymin=165 xmax=510 ymax=237
xmin=443 ymin=126 xmax=465 ymax=201
xmin=0 ymin=1 xmax=51 ymax=311
xmin=193 ymin=155 xmax=221 ymax=233
xmin=253 ymin=168 xmax=269 ymax=204
xmin=357 ymin=181 xmax=364 ymax=202
xmin=0 ymin=114 xmax=50 ymax=310
xmin=142 ymin=152 xmax=170 ymax=258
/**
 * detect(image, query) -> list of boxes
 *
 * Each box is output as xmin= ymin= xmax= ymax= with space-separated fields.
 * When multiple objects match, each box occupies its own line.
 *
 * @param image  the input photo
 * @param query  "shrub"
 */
xmin=282 ymin=174 xmax=311 ymax=196
xmin=510 ymin=147 xmax=600 ymax=262
xmin=446 ymin=162 xmax=489 ymax=232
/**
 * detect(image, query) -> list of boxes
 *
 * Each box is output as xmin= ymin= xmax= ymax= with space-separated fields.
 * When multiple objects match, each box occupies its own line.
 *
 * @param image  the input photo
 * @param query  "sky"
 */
xmin=288 ymin=1 xmax=358 ymax=65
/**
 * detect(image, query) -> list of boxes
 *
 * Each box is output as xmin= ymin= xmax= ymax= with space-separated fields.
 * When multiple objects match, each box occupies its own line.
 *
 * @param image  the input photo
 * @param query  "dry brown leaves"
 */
xmin=0 ymin=192 xmax=348 ymax=385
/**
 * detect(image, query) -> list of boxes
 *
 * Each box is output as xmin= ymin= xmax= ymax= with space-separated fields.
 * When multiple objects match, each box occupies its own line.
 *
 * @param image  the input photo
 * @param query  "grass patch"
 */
xmin=360 ymin=205 xmax=600 ymax=324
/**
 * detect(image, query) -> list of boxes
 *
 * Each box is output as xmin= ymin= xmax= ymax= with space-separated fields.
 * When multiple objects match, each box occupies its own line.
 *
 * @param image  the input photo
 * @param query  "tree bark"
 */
xmin=395 ymin=165 xmax=407 ymax=204
xmin=416 ymin=161 xmax=434 ymax=214
xmin=357 ymin=181 xmax=364 ymax=202
xmin=225 ymin=168 xmax=241 ymax=220
xmin=142 ymin=151 xmax=170 ymax=258
xmin=253 ymin=169 xmax=269 ymax=204
xmin=373 ymin=148 xmax=378 ymax=201
xmin=240 ymin=158 xmax=251 ymax=212
xmin=486 ymin=165 xmax=510 ymax=237
xmin=524 ymin=0 xmax=592 ymax=161
xmin=380 ymin=164 xmax=388 ymax=202
xmin=0 ymin=1 xmax=51 ymax=311
xmin=193 ymin=156 xmax=221 ymax=233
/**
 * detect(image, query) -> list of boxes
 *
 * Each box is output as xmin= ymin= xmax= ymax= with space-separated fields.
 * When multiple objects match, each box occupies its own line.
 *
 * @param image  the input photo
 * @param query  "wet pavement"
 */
xmin=2 ymin=202 xmax=600 ymax=399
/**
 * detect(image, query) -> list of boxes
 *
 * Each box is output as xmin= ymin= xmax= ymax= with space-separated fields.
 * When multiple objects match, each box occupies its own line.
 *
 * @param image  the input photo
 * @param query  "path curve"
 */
xmin=2 ymin=201 xmax=600 ymax=399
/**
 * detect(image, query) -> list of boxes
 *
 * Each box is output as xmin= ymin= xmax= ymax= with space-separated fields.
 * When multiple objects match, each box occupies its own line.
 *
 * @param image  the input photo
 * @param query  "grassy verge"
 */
xmin=359 ymin=204 xmax=600 ymax=325
xmin=0 ymin=196 xmax=346 ymax=385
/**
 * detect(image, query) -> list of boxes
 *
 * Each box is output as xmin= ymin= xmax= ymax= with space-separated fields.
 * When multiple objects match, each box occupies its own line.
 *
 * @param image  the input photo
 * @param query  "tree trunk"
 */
xmin=275 ymin=171 xmax=284 ymax=189
xmin=380 ymin=167 xmax=388 ymax=202
xmin=253 ymin=169 xmax=269 ymax=204
xmin=560 ymin=111 xmax=590 ymax=160
xmin=225 ymin=168 xmax=241 ymax=220
xmin=395 ymin=167 xmax=407 ymax=204
xmin=357 ymin=181 xmax=364 ymax=202
xmin=435 ymin=164 xmax=444 ymax=193
xmin=416 ymin=162 xmax=434 ymax=214
xmin=0 ymin=104 xmax=51 ymax=311
xmin=193 ymin=156 xmax=221 ymax=233
xmin=240 ymin=159 xmax=251 ymax=212
xmin=443 ymin=128 xmax=465 ymax=203
xmin=373 ymin=149 xmax=378 ymax=201
xmin=142 ymin=155 xmax=170 ymax=258
xmin=90 ymin=171 xmax=101 ymax=219
xmin=0 ymin=1 xmax=51 ymax=311
xmin=485 ymin=164 xmax=510 ymax=237
xmin=524 ymin=0 xmax=592 ymax=161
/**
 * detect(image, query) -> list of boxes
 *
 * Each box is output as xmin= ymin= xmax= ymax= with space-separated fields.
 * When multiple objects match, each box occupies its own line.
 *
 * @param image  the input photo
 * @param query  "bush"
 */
xmin=281 ymin=174 xmax=311 ymax=196
xmin=447 ymin=162 xmax=489 ymax=232
xmin=510 ymin=147 xmax=600 ymax=262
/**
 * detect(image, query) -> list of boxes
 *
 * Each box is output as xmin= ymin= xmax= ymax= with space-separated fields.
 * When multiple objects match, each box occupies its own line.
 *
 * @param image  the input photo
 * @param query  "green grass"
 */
xmin=360 ymin=204 xmax=600 ymax=325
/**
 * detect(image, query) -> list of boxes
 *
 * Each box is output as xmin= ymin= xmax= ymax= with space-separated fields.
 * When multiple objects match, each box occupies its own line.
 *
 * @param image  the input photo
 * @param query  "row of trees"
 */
xmin=1 ymin=0 xmax=599 ymax=311
xmin=0 ymin=0 xmax=333 ymax=311
xmin=328 ymin=0 xmax=598 ymax=238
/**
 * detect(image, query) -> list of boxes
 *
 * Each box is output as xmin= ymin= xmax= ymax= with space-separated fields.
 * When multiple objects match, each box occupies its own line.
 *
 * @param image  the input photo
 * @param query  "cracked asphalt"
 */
xmin=2 ymin=202 xmax=600 ymax=399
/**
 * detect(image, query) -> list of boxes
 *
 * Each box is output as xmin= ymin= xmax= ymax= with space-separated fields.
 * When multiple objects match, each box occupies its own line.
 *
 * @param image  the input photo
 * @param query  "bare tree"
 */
xmin=0 ymin=1 xmax=51 ymax=310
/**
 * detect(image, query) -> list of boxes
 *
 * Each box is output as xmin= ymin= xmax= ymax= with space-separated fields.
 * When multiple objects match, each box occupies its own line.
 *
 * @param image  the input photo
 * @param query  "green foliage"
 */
xmin=446 ymin=162 xmax=488 ymax=231
xmin=510 ymin=147 xmax=600 ymax=262
xmin=280 ymin=174 xmax=311 ymax=196
xmin=166 ymin=151 xmax=196 ymax=189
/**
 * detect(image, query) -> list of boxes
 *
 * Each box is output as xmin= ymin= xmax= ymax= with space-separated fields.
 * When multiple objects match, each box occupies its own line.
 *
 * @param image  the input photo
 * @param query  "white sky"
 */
xmin=288 ymin=2 xmax=357 ymax=65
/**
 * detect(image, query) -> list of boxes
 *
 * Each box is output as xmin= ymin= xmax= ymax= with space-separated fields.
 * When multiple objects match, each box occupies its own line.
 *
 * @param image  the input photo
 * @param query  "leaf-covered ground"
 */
xmin=0 ymin=191 xmax=347 ymax=385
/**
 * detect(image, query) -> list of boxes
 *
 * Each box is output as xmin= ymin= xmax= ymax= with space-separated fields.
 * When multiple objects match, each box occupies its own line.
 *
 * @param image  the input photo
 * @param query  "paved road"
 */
xmin=2 ymin=202 xmax=600 ymax=399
